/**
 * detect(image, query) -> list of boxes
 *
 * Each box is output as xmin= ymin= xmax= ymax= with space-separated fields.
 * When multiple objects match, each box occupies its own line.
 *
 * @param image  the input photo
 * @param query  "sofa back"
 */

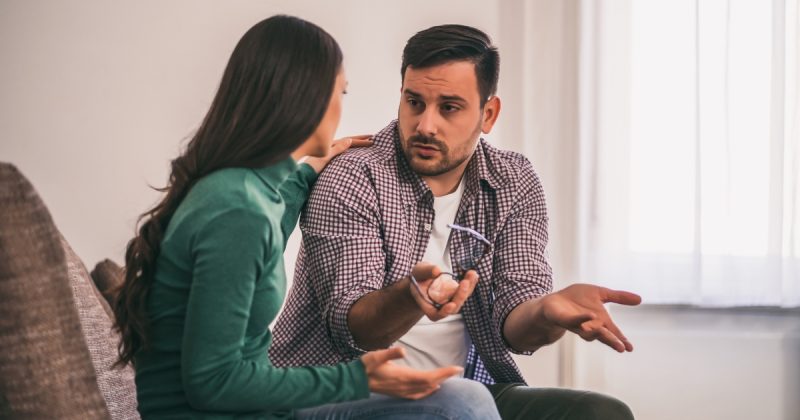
xmin=0 ymin=162 xmax=140 ymax=419
xmin=0 ymin=163 xmax=111 ymax=419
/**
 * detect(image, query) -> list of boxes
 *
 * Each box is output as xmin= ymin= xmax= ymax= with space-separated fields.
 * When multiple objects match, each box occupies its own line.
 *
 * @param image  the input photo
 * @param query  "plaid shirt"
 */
xmin=270 ymin=120 xmax=553 ymax=384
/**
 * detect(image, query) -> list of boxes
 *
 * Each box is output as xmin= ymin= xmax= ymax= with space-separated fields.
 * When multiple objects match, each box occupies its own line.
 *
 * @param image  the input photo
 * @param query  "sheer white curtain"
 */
xmin=580 ymin=0 xmax=800 ymax=307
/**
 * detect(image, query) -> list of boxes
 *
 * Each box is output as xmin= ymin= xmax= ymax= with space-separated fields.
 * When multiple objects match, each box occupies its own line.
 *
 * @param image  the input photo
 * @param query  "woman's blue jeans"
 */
xmin=294 ymin=377 xmax=501 ymax=419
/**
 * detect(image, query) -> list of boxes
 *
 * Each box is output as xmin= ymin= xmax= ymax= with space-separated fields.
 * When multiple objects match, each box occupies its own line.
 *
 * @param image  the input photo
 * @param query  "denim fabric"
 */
xmin=294 ymin=378 xmax=501 ymax=420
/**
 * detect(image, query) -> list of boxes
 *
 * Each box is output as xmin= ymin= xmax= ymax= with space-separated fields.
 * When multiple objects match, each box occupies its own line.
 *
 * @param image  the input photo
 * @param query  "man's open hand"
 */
xmin=541 ymin=284 xmax=641 ymax=352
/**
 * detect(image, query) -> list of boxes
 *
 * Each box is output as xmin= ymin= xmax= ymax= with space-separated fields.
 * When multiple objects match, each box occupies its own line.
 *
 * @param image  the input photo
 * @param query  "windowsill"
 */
xmin=632 ymin=302 xmax=800 ymax=314
xmin=610 ymin=304 xmax=800 ymax=335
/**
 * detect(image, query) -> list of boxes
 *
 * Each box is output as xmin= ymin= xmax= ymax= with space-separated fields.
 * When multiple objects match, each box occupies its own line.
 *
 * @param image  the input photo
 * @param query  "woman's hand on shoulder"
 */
xmin=360 ymin=347 xmax=463 ymax=400
xmin=303 ymin=135 xmax=373 ymax=174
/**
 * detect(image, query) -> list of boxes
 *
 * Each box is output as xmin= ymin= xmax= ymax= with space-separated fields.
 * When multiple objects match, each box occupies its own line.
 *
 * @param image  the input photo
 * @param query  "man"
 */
xmin=271 ymin=24 xmax=640 ymax=419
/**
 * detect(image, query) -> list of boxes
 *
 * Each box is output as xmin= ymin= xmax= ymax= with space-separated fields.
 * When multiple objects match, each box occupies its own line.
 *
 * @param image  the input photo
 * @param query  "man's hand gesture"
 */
xmin=407 ymin=262 xmax=479 ymax=321
xmin=541 ymin=284 xmax=642 ymax=352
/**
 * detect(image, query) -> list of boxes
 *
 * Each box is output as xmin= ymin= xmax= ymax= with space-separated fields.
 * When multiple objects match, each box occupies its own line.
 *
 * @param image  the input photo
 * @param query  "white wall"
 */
xmin=572 ymin=306 xmax=800 ymax=420
xmin=0 ymin=0 xmax=508 ymax=268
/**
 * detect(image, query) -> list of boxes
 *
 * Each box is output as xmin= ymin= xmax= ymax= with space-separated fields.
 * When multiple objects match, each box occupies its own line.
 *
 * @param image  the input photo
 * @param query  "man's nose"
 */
xmin=416 ymin=107 xmax=439 ymax=138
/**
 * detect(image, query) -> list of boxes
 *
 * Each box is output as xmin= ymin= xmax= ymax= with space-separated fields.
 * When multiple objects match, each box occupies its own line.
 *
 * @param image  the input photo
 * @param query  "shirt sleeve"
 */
xmin=299 ymin=160 xmax=387 ymax=358
xmin=491 ymin=160 xmax=554 ymax=355
xmin=278 ymin=162 xmax=318 ymax=250
xmin=180 ymin=205 xmax=369 ymax=413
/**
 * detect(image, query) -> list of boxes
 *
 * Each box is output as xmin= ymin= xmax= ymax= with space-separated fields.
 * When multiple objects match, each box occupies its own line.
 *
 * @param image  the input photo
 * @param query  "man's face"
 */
xmin=397 ymin=61 xmax=496 ymax=177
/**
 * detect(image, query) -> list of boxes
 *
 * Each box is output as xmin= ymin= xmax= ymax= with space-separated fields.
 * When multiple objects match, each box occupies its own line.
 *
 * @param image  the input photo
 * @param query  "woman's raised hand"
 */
xmin=303 ymin=135 xmax=373 ymax=173
xmin=360 ymin=347 xmax=463 ymax=400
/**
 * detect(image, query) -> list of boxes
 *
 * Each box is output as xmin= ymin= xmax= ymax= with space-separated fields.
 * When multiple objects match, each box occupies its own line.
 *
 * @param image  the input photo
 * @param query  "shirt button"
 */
xmin=424 ymin=223 xmax=432 ymax=231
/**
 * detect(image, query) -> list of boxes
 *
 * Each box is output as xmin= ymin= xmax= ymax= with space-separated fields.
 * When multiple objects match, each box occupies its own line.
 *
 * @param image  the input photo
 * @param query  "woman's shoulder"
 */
xmin=181 ymin=168 xmax=274 ymax=222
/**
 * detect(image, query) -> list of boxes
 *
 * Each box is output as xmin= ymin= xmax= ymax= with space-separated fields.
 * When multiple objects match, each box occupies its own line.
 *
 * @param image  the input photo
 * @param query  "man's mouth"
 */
xmin=411 ymin=144 xmax=440 ymax=157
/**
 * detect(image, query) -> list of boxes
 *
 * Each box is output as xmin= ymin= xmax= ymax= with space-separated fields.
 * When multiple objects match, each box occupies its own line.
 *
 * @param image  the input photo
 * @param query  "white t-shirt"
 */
xmin=394 ymin=180 xmax=472 ymax=372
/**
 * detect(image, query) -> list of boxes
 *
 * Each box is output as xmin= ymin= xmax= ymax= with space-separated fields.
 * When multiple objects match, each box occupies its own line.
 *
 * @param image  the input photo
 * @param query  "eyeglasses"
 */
xmin=410 ymin=224 xmax=492 ymax=309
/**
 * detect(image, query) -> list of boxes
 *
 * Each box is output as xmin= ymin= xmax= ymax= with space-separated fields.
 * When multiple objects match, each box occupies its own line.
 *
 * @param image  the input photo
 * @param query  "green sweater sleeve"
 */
xmin=180 ymin=205 xmax=369 ymax=413
xmin=278 ymin=163 xmax=317 ymax=249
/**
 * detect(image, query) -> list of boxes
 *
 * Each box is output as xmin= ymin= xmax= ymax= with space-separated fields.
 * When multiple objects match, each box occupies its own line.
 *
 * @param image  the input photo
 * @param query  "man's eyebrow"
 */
xmin=440 ymin=94 xmax=467 ymax=103
xmin=403 ymin=88 xmax=423 ymax=98
xmin=403 ymin=89 xmax=468 ymax=103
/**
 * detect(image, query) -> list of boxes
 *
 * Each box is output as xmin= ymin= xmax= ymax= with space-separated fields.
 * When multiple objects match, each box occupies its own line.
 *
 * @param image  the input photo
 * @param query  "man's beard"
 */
xmin=399 ymin=125 xmax=480 ymax=177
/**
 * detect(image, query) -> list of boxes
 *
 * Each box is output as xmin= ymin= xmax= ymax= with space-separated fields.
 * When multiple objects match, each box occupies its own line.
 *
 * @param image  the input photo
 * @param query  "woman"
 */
xmin=112 ymin=15 xmax=500 ymax=419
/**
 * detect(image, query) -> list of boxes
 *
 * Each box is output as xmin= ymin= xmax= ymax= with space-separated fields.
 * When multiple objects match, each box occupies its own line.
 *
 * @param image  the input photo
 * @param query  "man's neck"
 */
xmin=422 ymin=159 xmax=470 ymax=197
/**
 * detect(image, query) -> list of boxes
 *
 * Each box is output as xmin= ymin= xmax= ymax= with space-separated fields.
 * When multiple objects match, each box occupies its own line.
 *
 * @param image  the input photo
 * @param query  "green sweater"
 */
xmin=134 ymin=158 xmax=369 ymax=419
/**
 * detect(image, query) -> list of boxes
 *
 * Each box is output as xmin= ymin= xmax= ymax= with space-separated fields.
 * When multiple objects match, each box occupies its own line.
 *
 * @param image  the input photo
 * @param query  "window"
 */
xmin=583 ymin=0 xmax=800 ymax=307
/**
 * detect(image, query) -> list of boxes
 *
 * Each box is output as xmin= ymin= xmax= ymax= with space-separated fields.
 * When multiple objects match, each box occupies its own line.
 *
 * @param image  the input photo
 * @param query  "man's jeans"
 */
xmin=294 ymin=377 xmax=501 ymax=419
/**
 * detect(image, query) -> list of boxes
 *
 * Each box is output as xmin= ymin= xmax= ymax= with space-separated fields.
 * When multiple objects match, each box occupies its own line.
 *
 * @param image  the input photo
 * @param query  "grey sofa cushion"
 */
xmin=0 ymin=162 xmax=110 ymax=419
xmin=62 ymin=239 xmax=140 ymax=420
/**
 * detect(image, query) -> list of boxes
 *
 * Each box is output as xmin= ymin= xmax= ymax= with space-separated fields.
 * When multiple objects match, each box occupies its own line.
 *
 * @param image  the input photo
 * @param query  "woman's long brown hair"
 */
xmin=113 ymin=15 xmax=342 ymax=367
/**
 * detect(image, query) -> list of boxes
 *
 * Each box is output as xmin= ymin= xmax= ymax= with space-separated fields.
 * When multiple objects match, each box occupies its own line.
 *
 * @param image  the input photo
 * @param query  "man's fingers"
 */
xmin=560 ymin=311 xmax=596 ymax=329
xmin=594 ymin=326 xmax=626 ymax=352
xmin=443 ymin=271 xmax=478 ymax=309
xmin=603 ymin=289 xmax=642 ymax=306
xmin=420 ymin=304 xmax=443 ymax=319
xmin=576 ymin=321 xmax=627 ymax=352
xmin=603 ymin=318 xmax=634 ymax=352
xmin=411 ymin=262 xmax=441 ymax=282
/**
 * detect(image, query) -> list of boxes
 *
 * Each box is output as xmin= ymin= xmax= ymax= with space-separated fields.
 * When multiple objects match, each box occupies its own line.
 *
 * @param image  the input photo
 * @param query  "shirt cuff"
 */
xmin=495 ymin=286 xmax=549 ymax=356
xmin=328 ymin=288 xmax=372 ymax=358
xmin=346 ymin=358 xmax=371 ymax=400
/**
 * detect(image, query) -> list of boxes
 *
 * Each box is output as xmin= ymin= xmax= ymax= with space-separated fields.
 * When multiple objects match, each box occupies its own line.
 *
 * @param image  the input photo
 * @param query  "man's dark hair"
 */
xmin=401 ymin=24 xmax=499 ymax=106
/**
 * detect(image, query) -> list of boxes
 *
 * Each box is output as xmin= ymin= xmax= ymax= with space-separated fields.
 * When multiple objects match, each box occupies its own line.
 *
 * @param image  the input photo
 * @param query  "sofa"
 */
xmin=0 ymin=162 xmax=140 ymax=419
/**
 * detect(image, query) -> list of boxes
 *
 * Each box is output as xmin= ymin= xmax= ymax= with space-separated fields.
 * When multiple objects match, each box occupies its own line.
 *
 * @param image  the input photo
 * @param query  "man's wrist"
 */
xmin=503 ymin=296 xmax=565 ymax=352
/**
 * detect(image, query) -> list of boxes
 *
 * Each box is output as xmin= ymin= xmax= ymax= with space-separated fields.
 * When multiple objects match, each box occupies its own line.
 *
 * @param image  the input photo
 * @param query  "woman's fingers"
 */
xmin=334 ymin=135 xmax=373 ymax=150
xmin=330 ymin=137 xmax=353 ymax=154
xmin=400 ymin=366 xmax=460 ymax=391
xmin=428 ymin=366 xmax=463 ymax=382
xmin=367 ymin=362 xmax=460 ymax=400
xmin=347 ymin=134 xmax=373 ymax=147
xmin=361 ymin=347 xmax=405 ymax=373
xmin=329 ymin=135 xmax=374 ymax=157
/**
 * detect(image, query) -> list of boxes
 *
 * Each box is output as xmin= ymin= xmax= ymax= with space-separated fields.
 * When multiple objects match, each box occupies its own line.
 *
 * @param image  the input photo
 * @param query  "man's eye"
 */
xmin=408 ymin=98 xmax=421 ymax=107
xmin=442 ymin=104 xmax=460 ymax=113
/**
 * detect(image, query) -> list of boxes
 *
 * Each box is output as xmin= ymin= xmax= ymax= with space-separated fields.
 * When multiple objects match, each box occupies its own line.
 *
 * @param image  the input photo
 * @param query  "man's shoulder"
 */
xmin=319 ymin=122 xmax=399 ymax=181
xmin=479 ymin=141 xmax=540 ymax=189
xmin=330 ymin=141 xmax=395 ymax=172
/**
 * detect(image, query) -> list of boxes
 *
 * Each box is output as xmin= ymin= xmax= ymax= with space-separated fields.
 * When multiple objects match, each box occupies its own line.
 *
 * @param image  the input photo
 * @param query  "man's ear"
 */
xmin=481 ymin=96 xmax=501 ymax=134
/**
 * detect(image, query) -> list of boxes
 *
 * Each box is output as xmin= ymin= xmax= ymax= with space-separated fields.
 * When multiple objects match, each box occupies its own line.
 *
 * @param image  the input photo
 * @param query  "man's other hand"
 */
xmin=542 ymin=284 xmax=642 ymax=352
